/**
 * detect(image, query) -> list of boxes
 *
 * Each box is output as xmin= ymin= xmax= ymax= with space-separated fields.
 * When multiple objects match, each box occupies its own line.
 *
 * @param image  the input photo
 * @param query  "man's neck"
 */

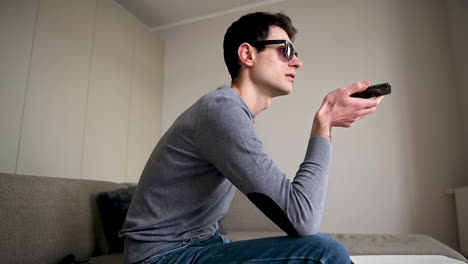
xmin=230 ymin=81 xmax=272 ymax=116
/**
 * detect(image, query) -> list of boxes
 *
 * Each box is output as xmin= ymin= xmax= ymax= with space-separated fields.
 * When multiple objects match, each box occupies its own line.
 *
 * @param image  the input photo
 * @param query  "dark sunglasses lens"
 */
xmin=285 ymin=42 xmax=295 ymax=61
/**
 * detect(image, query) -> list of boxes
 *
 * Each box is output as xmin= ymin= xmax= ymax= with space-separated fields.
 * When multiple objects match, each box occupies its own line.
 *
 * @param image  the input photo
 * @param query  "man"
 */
xmin=120 ymin=12 xmax=383 ymax=264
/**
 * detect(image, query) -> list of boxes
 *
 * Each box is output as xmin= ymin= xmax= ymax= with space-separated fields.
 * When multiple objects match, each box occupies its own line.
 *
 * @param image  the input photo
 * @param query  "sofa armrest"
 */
xmin=0 ymin=173 xmax=128 ymax=264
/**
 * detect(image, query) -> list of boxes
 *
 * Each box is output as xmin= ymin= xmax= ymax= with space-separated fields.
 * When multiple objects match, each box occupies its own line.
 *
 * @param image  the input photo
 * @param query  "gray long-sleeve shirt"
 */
xmin=120 ymin=85 xmax=332 ymax=263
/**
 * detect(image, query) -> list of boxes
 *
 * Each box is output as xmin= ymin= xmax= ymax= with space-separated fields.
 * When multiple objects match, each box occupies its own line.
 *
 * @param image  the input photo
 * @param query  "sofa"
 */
xmin=1 ymin=172 xmax=467 ymax=264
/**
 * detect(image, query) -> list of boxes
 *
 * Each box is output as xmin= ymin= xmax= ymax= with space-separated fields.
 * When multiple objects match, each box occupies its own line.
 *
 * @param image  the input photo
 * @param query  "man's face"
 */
xmin=251 ymin=26 xmax=303 ymax=97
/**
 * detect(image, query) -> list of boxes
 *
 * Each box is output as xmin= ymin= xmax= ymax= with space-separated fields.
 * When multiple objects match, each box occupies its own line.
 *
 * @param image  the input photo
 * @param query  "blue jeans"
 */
xmin=135 ymin=233 xmax=352 ymax=264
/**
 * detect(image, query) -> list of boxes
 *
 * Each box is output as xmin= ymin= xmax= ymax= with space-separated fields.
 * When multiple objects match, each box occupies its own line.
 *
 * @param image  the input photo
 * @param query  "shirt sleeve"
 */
xmin=194 ymin=96 xmax=332 ymax=236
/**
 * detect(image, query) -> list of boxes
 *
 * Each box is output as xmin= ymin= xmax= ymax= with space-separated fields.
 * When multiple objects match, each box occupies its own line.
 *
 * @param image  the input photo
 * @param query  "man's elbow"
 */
xmin=292 ymin=221 xmax=321 ymax=237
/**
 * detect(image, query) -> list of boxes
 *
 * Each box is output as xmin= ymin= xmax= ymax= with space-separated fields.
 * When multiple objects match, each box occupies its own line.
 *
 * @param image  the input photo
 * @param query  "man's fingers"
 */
xmin=325 ymin=83 xmax=383 ymax=128
xmin=340 ymin=108 xmax=375 ymax=127
xmin=376 ymin=95 xmax=384 ymax=103
xmin=347 ymin=80 xmax=370 ymax=93
xmin=360 ymin=107 xmax=377 ymax=117
xmin=354 ymin=95 xmax=383 ymax=109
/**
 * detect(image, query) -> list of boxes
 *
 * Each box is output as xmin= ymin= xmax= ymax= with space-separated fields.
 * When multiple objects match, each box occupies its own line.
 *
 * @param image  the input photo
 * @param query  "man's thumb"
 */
xmin=350 ymin=80 xmax=370 ymax=93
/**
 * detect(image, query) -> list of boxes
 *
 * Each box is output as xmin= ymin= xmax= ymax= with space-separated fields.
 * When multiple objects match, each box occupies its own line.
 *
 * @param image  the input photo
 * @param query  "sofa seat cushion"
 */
xmin=224 ymin=231 xmax=466 ymax=262
xmin=328 ymin=233 xmax=467 ymax=262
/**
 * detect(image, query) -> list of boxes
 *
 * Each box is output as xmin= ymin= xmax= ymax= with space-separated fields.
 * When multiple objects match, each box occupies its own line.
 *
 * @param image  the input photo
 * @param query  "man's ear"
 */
xmin=238 ymin=43 xmax=255 ymax=67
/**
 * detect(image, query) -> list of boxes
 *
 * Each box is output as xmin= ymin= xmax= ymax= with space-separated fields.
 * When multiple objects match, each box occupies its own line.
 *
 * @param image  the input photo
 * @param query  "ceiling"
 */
xmin=114 ymin=0 xmax=288 ymax=31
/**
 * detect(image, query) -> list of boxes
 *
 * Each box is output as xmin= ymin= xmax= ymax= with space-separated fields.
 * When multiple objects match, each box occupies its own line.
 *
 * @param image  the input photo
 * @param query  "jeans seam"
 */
xmin=141 ymin=240 xmax=192 ymax=264
xmin=244 ymin=257 xmax=324 ymax=263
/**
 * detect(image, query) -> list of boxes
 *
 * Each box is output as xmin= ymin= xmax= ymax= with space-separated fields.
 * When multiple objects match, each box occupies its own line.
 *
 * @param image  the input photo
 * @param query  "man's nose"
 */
xmin=289 ymin=55 xmax=302 ymax=69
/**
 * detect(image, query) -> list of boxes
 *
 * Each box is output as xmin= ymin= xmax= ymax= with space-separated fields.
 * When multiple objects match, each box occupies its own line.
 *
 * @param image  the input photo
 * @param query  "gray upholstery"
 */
xmin=328 ymin=233 xmax=467 ymax=261
xmin=1 ymin=173 xmax=466 ymax=263
xmin=0 ymin=173 xmax=127 ymax=264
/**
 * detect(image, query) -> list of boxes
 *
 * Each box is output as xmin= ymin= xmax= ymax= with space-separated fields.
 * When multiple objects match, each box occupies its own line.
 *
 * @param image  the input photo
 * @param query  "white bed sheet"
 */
xmin=350 ymin=255 xmax=466 ymax=264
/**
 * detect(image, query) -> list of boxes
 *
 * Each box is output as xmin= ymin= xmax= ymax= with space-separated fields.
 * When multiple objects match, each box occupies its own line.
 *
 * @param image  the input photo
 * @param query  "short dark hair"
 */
xmin=223 ymin=12 xmax=298 ymax=82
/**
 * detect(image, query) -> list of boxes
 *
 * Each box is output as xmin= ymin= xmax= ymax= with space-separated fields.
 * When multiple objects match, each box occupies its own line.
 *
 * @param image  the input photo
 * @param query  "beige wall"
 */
xmin=0 ymin=0 xmax=163 ymax=183
xmin=447 ymin=0 xmax=468 ymax=164
xmin=158 ymin=0 xmax=467 ymax=249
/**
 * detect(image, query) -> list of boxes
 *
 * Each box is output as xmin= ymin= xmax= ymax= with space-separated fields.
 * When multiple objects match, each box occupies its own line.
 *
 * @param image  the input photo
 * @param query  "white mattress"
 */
xmin=350 ymin=255 xmax=466 ymax=263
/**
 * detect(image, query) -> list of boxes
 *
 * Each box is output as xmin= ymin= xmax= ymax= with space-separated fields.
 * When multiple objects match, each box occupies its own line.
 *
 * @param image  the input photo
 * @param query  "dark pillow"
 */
xmin=97 ymin=186 xmax=136 ymax=252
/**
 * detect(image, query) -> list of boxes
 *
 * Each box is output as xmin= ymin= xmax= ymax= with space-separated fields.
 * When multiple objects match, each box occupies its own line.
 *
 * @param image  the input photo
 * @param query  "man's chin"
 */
xmin=280 ymin=86 xmax=293 ymax=96
xmin=269 ymin=84 xmax=293 ymax=98
xmin=273 ymin=90 xmax=291 ymax=98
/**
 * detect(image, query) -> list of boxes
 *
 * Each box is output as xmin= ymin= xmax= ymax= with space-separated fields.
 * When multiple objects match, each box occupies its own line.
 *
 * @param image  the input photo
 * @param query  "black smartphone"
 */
xmin=350 ymin=82 xmax=391 ymax=98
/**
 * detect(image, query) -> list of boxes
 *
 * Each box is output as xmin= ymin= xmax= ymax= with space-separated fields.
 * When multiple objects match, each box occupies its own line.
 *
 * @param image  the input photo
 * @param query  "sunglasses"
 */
xmin=249 ymin=40 xmax=298 ymax=61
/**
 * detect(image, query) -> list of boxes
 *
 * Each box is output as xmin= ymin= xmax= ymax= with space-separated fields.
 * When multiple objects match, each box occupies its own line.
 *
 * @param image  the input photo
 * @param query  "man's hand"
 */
xmin=311 ymin=80 xmax=384 ymax=140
